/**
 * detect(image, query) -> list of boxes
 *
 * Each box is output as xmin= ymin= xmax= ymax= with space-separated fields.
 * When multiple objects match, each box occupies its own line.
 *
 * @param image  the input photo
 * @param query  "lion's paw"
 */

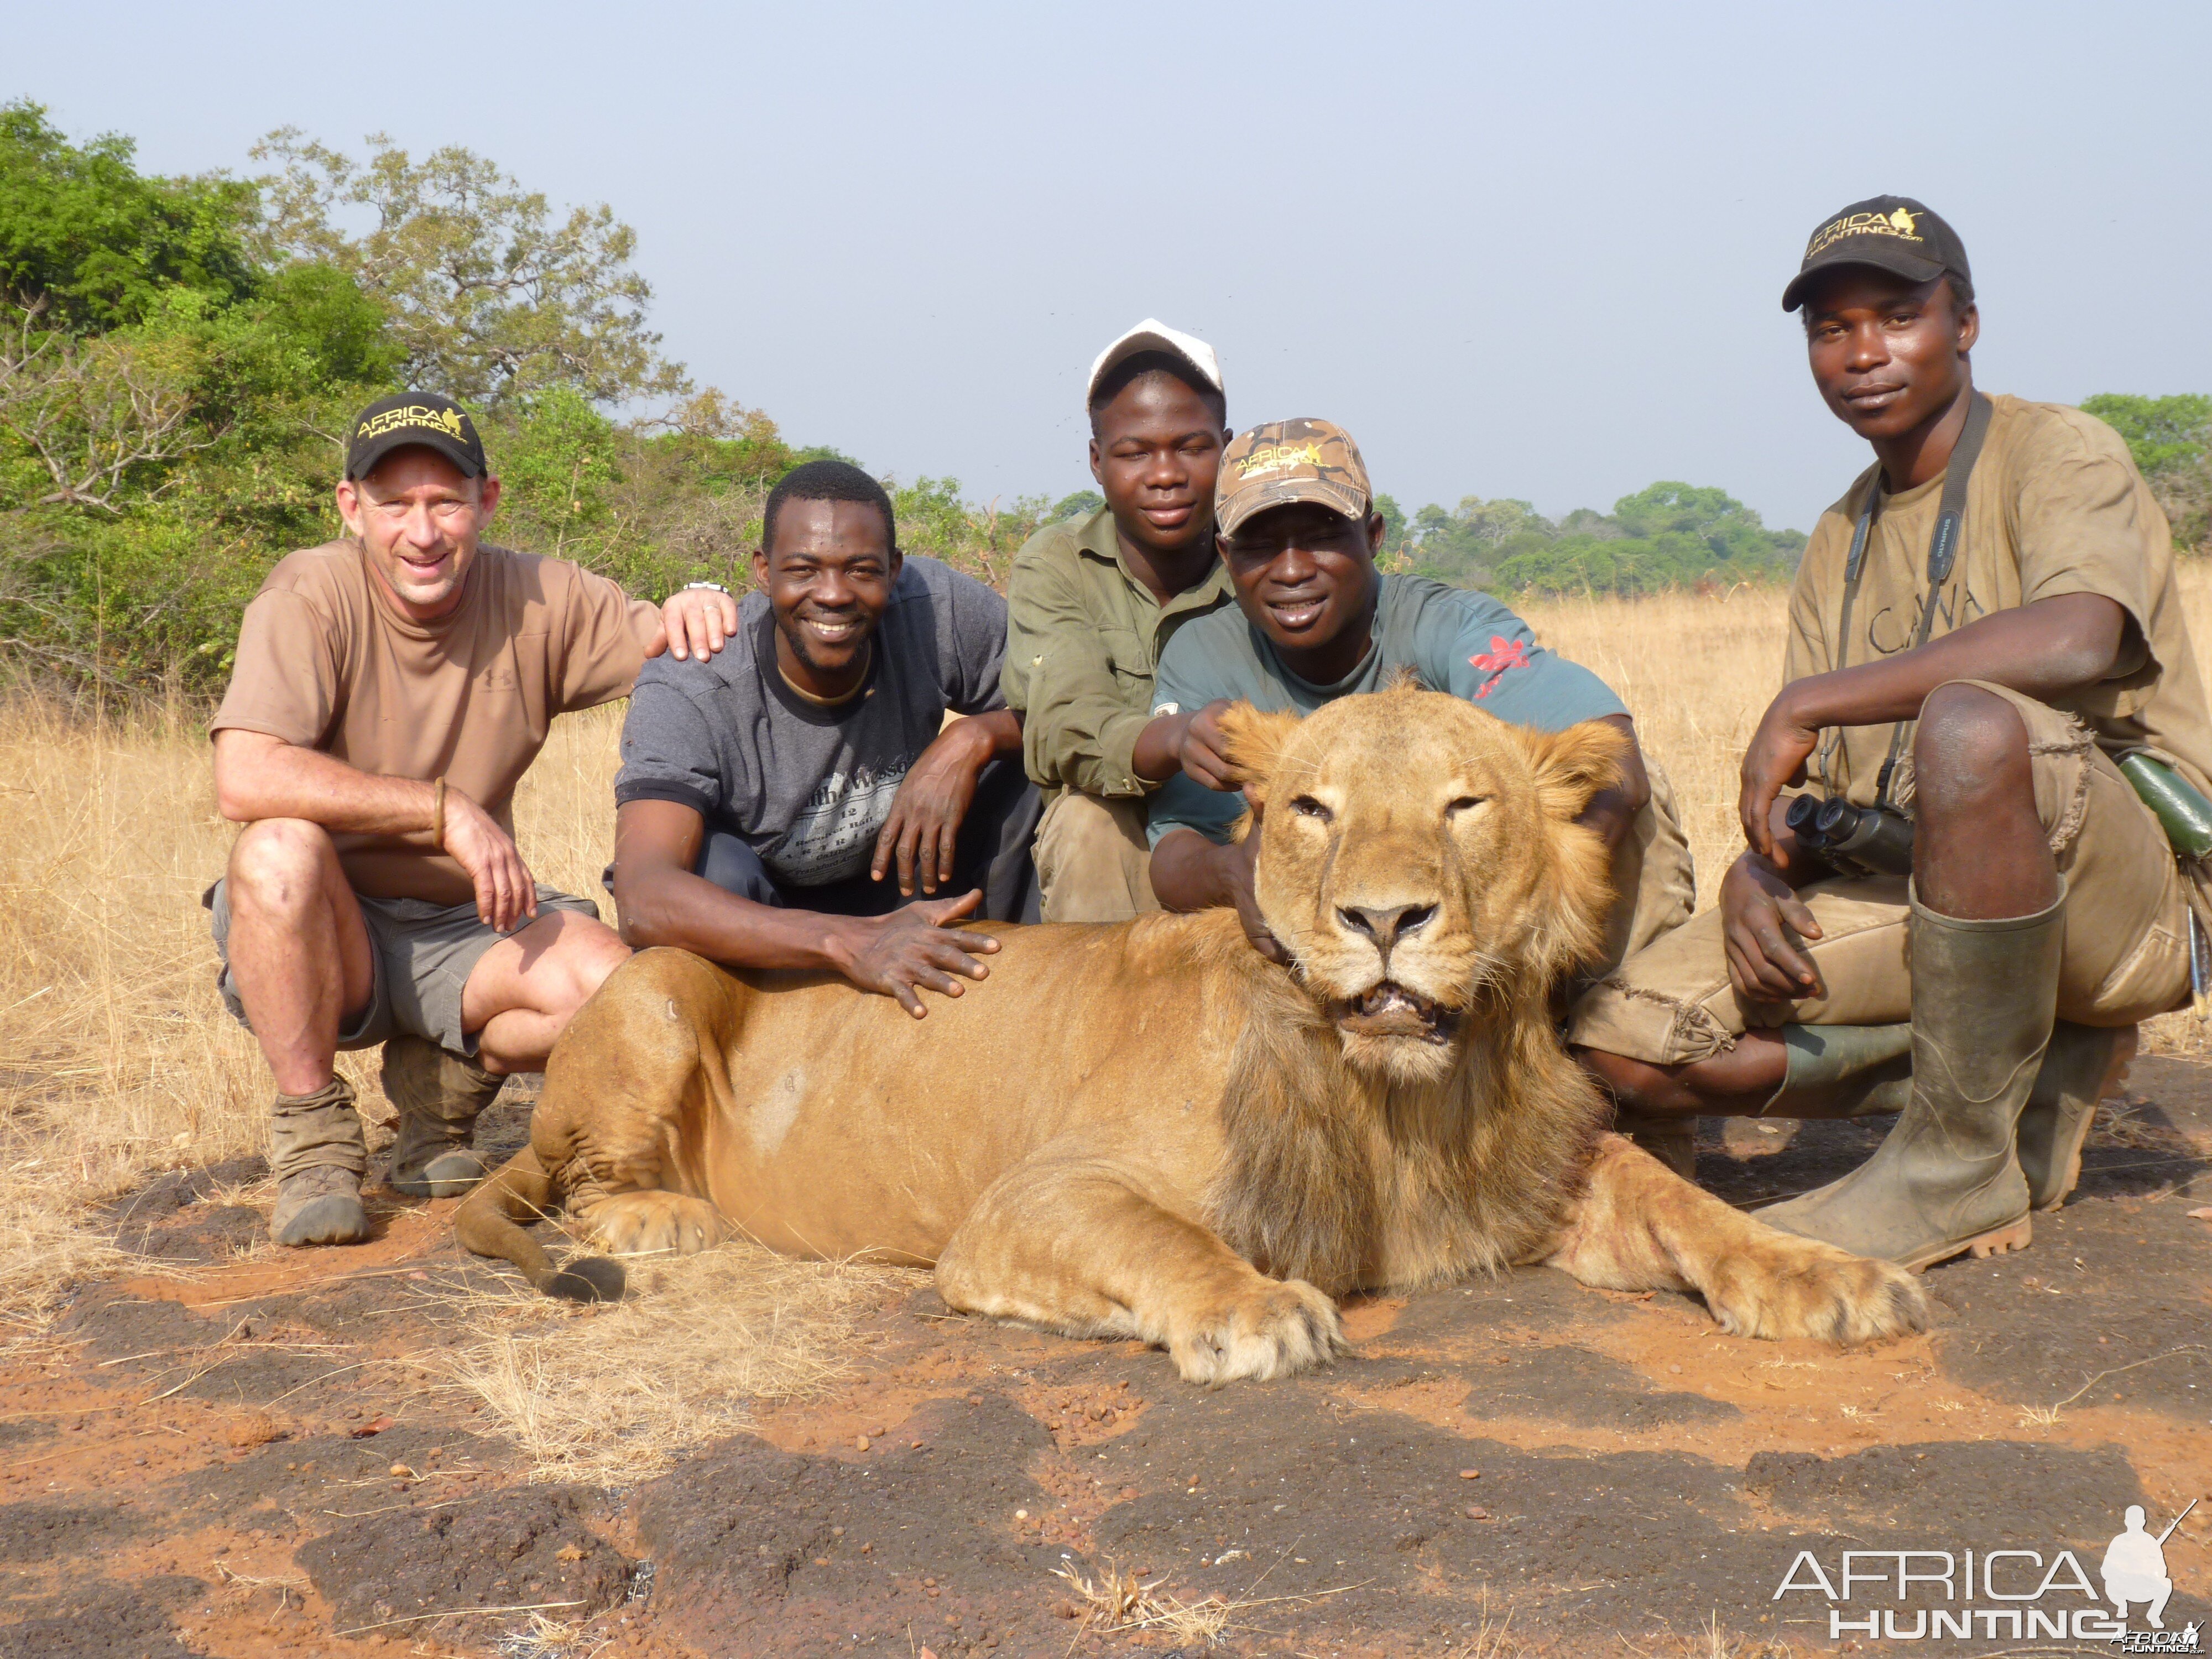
xmin=1703 ymin=1238 xmax=1928 ymax=1345
xmin=1166 ymin=1276 xmax=1347 ymax=1385
xmin=575 ymin=1190 xmax=729 ymax=1258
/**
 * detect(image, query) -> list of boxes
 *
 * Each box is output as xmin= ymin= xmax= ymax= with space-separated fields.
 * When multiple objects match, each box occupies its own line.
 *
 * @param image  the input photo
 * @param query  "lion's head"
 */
xmin=1217 ymin=685 xmax=1625 ymax=1084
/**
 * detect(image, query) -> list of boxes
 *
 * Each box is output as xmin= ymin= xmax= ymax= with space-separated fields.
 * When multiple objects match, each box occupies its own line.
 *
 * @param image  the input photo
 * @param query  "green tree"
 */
xmin=0 ymin=101 xmax=258 ymax=331
xmin=249 ymin=128 xmax=687 ymax=407
xmin=2081 ymin=392 xmax=2210 ymax=552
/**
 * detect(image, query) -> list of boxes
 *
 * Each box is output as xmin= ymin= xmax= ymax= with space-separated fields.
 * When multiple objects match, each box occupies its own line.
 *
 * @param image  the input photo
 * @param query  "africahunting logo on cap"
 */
xmin=356 ymin=403 xmax=471 ymax=443
xmin=1806 ymin=205 xmax=1923 ymax=260
xmin=1214 ymin=418 xmax=1373 ymax=539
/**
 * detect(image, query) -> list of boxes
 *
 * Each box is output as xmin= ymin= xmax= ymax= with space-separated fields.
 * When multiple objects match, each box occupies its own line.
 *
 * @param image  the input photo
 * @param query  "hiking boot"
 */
xmin=272 ymin=1165 xmax=370 ymax=1246
xmin=381 ymin=1035 xmax=504 ymax=1198
xmin=1758 ymin=1023 xmax=1914 ymax=1120
xmin=1615 ymin=1109 xmax=1696 ymax=1180
xmin=1757 ymin=882 xmax=2063 ymax=1271
xmin=2016 ymin=1021 xmax=2137 ymax=1212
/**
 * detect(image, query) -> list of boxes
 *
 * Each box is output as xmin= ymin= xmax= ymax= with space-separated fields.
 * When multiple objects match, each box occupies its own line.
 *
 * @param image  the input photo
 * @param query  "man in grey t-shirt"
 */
xmin=613 ymin=461 xmax=1039 ymax=1018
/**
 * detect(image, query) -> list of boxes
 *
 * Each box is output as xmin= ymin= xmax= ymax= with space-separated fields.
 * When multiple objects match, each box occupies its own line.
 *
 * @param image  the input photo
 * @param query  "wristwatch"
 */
xmin=682 ymin=581 xmax=732 ymax=596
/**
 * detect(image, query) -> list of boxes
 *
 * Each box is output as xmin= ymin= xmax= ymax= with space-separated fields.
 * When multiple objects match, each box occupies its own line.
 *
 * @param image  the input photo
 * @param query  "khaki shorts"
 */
xmin=1034 ymin=790 xmax=1163 ymax=925
xmin=206 ymin=880 xmax=601 ymax=1058
xmin=1568 ymin=682 xmax=2193 ymax=1065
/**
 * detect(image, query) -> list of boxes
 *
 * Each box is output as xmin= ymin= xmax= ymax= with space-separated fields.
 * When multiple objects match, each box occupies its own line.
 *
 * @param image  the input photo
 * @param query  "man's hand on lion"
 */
xmin=872 ymin=717 xmax=998 ymax=898
xmin=1720 ymin=852 xmax=1824 ymax=1007
xmin=1227 ymin=802 xmax=1287 ymax=964
xmin=827 ymin=888 xmax=1000 ymax=1018
xmin=442 ymin=787 xmax=540 ymax=932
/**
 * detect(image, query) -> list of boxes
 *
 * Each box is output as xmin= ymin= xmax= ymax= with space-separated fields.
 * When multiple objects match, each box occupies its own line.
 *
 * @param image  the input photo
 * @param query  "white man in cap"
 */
xmin=207 ymin=392 xmax=738 ymax=1248
xmin=1000 ymin=320 xmax=1238 ymax=921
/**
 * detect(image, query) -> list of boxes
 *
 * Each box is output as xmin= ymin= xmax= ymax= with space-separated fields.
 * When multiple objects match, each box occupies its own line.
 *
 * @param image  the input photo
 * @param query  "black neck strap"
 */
xmin=1819 ymin=389 xmax=1994 ymax=807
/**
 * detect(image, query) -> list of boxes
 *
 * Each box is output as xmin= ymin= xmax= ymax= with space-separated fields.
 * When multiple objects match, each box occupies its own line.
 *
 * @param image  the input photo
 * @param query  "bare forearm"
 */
xmin=967 ymin=707 xmax=1022 ymax=759
xmin=615 ymin=864 xmax=862 ymax=973
xmin=1782 ymin=594 xmax=2127 ymax=730
xmin=213 ymin=733 xmax=436 ymax=835
xmin=1149 ymin=828 xmax=1245 ymax=912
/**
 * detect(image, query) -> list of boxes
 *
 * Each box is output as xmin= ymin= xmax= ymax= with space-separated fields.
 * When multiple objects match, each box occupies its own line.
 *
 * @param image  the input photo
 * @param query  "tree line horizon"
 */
xmin=4 ymin=100 xmax=2206 ymax=698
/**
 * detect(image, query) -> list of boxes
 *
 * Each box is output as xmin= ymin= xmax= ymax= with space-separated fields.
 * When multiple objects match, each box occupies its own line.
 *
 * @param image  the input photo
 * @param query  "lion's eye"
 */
xmin=1290 ymin=795 xmax=1334 ymax=822
xmin=1446 ymin=795 xmax=1489 ymax=816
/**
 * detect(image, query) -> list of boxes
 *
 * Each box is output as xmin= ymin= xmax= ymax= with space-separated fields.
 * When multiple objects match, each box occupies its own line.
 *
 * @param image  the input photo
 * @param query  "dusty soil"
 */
xmin=4 ymin=1062 xmax=2209 ymax=1658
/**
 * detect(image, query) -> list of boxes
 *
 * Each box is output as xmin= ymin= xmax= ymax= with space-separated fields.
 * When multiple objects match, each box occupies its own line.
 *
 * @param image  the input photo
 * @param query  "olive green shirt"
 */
xmin=1001 ymin=507 xmax=1235 ymax=799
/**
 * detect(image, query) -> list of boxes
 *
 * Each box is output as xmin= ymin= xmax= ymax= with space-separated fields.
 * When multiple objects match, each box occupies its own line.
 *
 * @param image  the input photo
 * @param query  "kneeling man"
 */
xmin=1139 ymin=419 xmax=1694 ymax=1008
xmin=612 ymin=460 xmax=1039 ymax=1017
xmin=1571 ymin=199 xmax=2210 ymax=1267
xmin=210 ymin=394 xmax=733 ymax=1246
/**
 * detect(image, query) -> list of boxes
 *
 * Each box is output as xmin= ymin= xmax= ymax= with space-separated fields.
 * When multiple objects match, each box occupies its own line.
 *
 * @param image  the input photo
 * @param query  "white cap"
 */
xmin=1084 ymin=318 xmax=1223 ymax=409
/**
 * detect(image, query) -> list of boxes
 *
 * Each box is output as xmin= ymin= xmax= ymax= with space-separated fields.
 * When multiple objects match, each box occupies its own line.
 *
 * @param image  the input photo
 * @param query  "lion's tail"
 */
xmin=453 ymin=1147 xmax=626 ymax=1303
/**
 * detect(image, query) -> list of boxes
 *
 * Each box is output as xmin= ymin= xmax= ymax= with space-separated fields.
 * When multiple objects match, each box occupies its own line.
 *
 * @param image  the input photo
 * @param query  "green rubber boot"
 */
xmin=1758 ymin=1024 xmax=1914 ymax=1119
xmin=2016 ymin=1021 xmax=2136 ymax=1212
xmin=381 ymin=1035 xmax=504 ymax=1198
xmin=1757 ymin=883 xmax=2063 ymax=1271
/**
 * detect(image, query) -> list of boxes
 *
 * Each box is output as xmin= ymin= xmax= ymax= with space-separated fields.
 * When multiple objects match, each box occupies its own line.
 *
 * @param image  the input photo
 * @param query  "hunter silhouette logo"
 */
xmin=1770 ymin=1498 xmax=2200 ymax=1647
xmin=1887 ymin=205 xmax=1919 ymax=236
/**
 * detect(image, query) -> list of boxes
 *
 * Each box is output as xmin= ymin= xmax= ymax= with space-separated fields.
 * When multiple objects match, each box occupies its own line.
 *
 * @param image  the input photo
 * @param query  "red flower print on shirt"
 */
xmin=1468 ymin=635 xmax=1532 ymax=699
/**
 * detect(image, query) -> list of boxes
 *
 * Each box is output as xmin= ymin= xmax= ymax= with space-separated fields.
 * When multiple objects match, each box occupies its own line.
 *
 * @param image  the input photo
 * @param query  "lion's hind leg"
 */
xmin=934 ymin=1154 xmax=1345 ymax=1384
xmin=1542 ymin=1133 xmax=1928 ymax=1344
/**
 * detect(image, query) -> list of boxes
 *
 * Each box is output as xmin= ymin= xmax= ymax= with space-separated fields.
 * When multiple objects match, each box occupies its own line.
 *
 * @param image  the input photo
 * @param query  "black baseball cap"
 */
xmin=1781 ymin=195 xmax=1971 ymax=312
xmin=343 ymin=392 xmax=488 ymax=480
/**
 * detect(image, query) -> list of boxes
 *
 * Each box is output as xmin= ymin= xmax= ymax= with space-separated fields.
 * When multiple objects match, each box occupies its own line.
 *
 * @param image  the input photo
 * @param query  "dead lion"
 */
xmin=457 ymin=686 xmax=1926 ymax=1381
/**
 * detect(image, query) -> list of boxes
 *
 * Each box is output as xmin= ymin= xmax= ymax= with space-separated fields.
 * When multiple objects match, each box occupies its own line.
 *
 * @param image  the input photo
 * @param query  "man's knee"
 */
xmin=228 ymin=818 xmax=341 ymax=914
xmin=543 ymin=915 xmax=632 ymax=1016
xmin=1913 ymin=682 xmax=2032 ymax=804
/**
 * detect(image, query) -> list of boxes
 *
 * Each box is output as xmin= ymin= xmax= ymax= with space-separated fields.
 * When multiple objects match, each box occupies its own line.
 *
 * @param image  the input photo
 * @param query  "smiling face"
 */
xmin=1089 ymin=373 xmax=1228 ymax=559
xmin=1219 ymin=688 xmax=1624 ymax=1084
xmin=752 ymin=498 xmax=900 ymax=696
xmin=336 ymin=447 xmax=501 ymax=621
xmin=1802 ymin=267 xmax=1978 ymax=445
xmin=1218 ymin=503 xmax=1386 ymax=682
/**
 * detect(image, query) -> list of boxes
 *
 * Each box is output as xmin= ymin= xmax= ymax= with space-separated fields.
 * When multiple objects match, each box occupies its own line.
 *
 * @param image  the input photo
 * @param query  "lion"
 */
xmin=456 ymin=686 xmax=1927 ymax=1382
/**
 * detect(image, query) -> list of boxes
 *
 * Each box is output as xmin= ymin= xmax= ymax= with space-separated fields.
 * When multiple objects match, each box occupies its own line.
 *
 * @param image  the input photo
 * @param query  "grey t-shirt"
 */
xmin=615 ymin=556 xmax=1009 ymax=886
xmin=1147 ymin=573 xmax=1626 ymax=846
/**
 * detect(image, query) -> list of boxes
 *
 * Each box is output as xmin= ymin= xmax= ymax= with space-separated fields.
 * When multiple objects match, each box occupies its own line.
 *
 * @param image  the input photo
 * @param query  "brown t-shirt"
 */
xmin=211 ymin=540 xmax=659 ymax=904
xmin=1786 ymin=393 xmax=2212 ymax=804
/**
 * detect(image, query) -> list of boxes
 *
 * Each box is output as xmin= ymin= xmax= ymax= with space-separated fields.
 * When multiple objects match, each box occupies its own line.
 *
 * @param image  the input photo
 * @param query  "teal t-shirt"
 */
xmin=1146 ymin=573 xmax=1626 ymax=846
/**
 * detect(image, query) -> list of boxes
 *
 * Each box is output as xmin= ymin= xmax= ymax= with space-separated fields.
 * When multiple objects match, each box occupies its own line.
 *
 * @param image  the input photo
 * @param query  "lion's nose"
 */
xmin=1335 ymin=902 xmax=1437 ymax=955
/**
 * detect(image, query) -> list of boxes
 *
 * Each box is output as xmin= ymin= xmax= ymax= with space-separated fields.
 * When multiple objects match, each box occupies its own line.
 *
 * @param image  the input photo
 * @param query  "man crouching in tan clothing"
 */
xmin=207 ymin=393 xmax=737 ymax=1246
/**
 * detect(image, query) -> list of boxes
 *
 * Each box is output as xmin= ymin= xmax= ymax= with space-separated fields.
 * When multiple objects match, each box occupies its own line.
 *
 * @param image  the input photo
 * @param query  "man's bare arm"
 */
xmin=212 ymin=728 xmax=538 ymax=930
xmin=613 ymin=799 xmax=1001 ymax=1019
xmin=1740 ymin=592 xmax=2128 ymax=857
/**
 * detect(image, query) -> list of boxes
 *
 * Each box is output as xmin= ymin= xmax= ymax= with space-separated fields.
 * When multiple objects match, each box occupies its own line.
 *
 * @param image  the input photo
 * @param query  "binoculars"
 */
xmin=1784 ymin=792 xmax=1915 ymax=878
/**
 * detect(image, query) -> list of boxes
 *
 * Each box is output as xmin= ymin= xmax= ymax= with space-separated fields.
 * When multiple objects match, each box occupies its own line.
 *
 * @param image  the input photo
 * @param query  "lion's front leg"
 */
xmin=935 ymin=1157 xmax=1345 ymax=1384
xmin=1540 ymin=1133 xmax=1928 ymax=1344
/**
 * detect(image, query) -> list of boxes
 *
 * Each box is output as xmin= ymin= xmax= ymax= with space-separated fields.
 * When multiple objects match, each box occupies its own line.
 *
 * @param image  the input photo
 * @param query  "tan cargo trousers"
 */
xmin=1568 ymin=684 xmax=2193 ymax=1065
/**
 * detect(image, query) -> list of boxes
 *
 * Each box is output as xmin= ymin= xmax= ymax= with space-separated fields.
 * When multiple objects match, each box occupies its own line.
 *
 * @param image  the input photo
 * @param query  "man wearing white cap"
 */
xmin=1001 ymin=321 xmax=1237 ymax=921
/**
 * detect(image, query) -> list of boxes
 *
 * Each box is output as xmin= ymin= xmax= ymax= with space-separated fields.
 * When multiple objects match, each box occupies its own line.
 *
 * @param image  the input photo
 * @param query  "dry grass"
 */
xmin=415 ymin=1240 xmax=895 ymax=1484
xmin=5 ymin=565 xmax=2211 ymax=1347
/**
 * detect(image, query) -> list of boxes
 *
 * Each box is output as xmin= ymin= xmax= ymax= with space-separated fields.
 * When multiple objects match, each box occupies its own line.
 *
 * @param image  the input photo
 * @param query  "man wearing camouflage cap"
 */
xmin=1135 ymin=418 xmax=1695 ymax=1039
xmin=1571 ymin=196 xmax=2212 ymax=1269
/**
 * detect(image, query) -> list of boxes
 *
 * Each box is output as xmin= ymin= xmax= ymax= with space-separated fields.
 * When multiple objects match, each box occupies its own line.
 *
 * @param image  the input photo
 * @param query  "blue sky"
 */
xmin=12 ymin=2 xmax=2208 ymax=531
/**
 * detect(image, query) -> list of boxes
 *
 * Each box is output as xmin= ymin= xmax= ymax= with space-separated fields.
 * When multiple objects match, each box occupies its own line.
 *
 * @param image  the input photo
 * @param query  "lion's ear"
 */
xmin=1514 ymin=718 xmax=1629 ymax=822
xmin=1214 ymin=702 xmax=1303 ymax=807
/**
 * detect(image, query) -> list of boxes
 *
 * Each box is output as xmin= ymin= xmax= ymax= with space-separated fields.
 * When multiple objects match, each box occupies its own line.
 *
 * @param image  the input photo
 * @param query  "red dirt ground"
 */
xmin=4 ymin=1061 xmax=2208 ymax=1658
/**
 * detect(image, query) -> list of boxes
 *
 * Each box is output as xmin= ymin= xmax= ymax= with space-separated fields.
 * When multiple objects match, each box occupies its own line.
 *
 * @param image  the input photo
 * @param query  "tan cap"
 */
xmin=1214 ymin=418 xmax=1371 ymax=539
xmin=1085 ymin=318 xmax=1223 ymax=408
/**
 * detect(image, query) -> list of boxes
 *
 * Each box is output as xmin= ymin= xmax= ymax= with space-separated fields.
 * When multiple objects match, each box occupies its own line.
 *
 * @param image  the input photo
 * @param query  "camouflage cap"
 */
xmin=1215 ymin=418 xmax=1371 ymax=540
